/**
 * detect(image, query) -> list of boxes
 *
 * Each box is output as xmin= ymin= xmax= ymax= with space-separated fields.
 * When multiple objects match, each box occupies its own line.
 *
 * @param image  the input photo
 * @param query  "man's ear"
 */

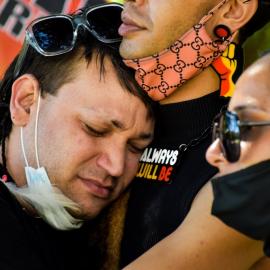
xmin=10 ymin=74 xmax=39 ymax=126
xmin=212 ymin=0 xmax=258 ymax=33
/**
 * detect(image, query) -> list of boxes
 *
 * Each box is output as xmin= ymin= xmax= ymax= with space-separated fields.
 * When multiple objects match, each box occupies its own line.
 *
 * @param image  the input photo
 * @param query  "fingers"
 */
xmin=222 ymin=43 xmax=236 ymax=59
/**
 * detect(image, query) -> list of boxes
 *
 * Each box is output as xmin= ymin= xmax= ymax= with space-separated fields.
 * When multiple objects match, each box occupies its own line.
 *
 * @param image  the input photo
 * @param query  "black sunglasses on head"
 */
xmin=213 ymin=110 xmax=270 ymax=162
xmin=14 ymin=3 xmax=123 ymax=78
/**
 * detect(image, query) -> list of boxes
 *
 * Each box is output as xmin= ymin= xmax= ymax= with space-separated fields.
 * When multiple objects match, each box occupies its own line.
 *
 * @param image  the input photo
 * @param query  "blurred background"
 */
xmin=0 ymin=0 xmax=269 ymax=79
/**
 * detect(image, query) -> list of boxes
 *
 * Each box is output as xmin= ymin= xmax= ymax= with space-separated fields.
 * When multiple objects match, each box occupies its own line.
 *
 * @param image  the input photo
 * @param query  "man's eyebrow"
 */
xmin=111 ymin=120 xmax=125 ymax=130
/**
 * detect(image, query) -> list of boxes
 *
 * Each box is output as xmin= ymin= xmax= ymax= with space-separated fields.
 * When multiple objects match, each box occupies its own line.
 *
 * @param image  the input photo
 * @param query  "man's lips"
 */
xmin=119 ymin=15 xmax=146 ymax=36
xmin=78 ymin=176 xmax=113 ymax=199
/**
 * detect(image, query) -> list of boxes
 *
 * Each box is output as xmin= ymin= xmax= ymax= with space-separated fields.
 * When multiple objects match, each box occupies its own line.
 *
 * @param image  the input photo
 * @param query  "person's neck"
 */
xmin=160 ymin=66 xmax=220 ymax=105
xmin=0 ymin=132 xmax=27 ymax=187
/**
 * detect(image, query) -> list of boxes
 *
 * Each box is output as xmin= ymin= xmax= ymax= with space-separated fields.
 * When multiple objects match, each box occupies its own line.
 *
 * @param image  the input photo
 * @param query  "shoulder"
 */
xmin=0 ymin=182 xmax=48 ymax=269
xmin=0 ymin=181 xmax=21 ymax=213
xmin=0 ymin=181 xmax=28 ymax=238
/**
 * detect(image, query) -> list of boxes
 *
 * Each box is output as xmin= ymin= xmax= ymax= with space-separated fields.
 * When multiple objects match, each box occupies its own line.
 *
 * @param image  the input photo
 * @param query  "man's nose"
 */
xmin=96 ymin=143 xmax=126 ymax=178
xmin=206 ymin=139 xmax=227 ymax=168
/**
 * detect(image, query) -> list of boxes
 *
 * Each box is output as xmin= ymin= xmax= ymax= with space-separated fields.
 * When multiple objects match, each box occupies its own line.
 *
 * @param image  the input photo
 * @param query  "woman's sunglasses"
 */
xmin=213 ymin=110 xmax=270 ymax=162
xmin=14 ymin=3 xmax=123 ymax=78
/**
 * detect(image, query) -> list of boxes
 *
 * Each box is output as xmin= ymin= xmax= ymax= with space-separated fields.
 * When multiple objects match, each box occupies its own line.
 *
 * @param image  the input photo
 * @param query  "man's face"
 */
xmin=206 ymin=58 xmax=270 ymax=177
xmin=24 ymin=57 xmax=154 ymax=219
xmin=119 ymin=0 xmax=216 ymax=59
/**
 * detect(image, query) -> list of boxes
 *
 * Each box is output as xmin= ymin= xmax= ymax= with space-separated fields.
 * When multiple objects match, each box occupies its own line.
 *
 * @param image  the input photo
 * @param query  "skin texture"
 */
xmin=119 ymin=0 xmax=258 ymax=104
xmin=123 ymin=56 xmax=270 ymax=269
xmin=119 ymin=0 xmax=218 ymax=59
xmin=6 ymin=56 xmax=154 ymax=220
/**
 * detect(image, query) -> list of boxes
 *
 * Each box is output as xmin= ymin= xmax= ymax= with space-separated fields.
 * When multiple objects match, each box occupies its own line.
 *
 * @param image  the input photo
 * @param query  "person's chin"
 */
xmin=71 ymin=203 xmax=106 ymax=220
xmin=120 ymin=36 xmax=168 ymax=60
xmin=120 ymin=39 xmax=139 ymax=59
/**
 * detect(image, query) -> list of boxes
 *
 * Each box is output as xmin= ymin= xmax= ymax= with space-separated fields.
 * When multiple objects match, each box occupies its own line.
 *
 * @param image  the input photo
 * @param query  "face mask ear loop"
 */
xmin=200 ymin=0 xmax=228 ymax=25
xmin=34 ymin=90 xmax=41 ymax=169
xmin=20 ymin=127 xmax=29 ymax=167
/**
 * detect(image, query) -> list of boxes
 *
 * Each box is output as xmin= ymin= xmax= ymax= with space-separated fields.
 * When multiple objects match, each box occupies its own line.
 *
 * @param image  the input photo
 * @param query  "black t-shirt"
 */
xmin=0 ymin=178 xmax=94 ymax=270
xmin=120 ymin=91 xmax=229 ymax=267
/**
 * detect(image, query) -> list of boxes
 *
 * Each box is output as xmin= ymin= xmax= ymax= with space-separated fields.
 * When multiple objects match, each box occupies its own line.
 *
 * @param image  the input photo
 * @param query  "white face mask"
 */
xmin=7 ymin=91 xmax=83 ymax=230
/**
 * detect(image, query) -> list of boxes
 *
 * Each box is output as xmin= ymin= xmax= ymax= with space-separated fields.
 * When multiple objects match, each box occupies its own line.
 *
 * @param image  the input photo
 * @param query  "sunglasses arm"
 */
xmin=239 ymin=121 xmax=270 ymax=127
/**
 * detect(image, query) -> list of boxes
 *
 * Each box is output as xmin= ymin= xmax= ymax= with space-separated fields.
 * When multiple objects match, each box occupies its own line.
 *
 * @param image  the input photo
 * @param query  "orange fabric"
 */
xmin=0 ymin=0 xmax=91 ymax=79
xmin=0 ymin=31 xmax=21 ymax=78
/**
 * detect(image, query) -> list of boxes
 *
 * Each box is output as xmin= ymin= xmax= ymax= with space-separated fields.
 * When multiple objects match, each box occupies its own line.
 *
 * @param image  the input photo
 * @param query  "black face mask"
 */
xmin=211 ymin=159 xmax=270 ymax=256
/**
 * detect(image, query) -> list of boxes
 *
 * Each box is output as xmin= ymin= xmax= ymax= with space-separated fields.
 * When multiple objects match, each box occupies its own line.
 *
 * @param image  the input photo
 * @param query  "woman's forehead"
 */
xmin=229 ymin=63 xmax=270 ymax=111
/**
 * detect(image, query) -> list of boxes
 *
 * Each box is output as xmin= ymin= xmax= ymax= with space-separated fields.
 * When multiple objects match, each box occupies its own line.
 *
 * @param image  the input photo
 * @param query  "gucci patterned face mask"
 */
xmin=124 ymin=0 xmax=232 ymax=101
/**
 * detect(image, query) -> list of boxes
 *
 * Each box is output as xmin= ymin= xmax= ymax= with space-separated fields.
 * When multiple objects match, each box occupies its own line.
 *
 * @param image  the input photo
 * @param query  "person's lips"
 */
xmin=78 ymin=176 xmax=113 ymax=199
xmin=118 ymin=14 xmax=146 ymax=36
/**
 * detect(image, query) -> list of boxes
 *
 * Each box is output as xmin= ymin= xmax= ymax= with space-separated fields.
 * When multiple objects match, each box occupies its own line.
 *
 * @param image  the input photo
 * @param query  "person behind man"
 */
xmin=208 ymin=51 xmax=270 ymax=268
xmin=0 ymin=3 xmax=154 ymax=269
xmin=105 ymin=0 xmax=270 ymax=269
xmin=122 ymin=51 xmax=270 ymax=270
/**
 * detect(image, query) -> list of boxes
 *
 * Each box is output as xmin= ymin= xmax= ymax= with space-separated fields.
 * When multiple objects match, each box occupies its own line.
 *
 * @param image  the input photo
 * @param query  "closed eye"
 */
xmin=128 ymin=143 xmax=147 ymax=154
xmin=83 ymin=123 xmax=107 ymax=137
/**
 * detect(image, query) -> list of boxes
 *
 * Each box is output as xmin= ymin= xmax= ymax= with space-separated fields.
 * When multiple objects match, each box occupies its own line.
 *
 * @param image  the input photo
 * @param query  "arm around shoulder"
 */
xmin=124 ymin=182 xmax=265 ymax=270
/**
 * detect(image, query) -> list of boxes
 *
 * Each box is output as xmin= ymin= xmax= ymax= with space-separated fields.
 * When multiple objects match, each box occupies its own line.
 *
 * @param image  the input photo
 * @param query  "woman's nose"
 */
xmin=206 ymin=139 xmax=227 ymax=168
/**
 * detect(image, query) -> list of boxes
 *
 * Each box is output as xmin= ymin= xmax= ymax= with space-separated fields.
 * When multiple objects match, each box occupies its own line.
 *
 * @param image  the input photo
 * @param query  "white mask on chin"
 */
xmin=5 ymin=91 xmax=83 ymax=230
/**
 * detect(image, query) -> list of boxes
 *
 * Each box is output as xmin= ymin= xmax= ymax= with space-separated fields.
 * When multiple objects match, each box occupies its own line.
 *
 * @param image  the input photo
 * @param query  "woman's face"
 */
xmin=206 ymin=57 xmax=270 ymax=177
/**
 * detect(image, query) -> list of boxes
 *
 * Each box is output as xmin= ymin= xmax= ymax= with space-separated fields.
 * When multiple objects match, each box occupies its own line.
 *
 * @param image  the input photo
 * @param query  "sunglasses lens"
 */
xmin=32 ymin=17 xmax=74 ymax=53
xmin=87 ymin=5 xmax=123 ymax=42
xmin=220 ymin=111 xmax=241 ymax=162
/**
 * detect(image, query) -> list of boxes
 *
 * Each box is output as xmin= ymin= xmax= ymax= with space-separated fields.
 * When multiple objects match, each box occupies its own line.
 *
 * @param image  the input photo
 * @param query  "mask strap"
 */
xmin=34 ymin=91 xmax=41 ymax=168
xmin=20 ymin=127 xmax=29 ymax=167
xmin=20 ymin=90 xmax=41 ymax=168
xmin=200 ymin=0 xmax=228 ymax=25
